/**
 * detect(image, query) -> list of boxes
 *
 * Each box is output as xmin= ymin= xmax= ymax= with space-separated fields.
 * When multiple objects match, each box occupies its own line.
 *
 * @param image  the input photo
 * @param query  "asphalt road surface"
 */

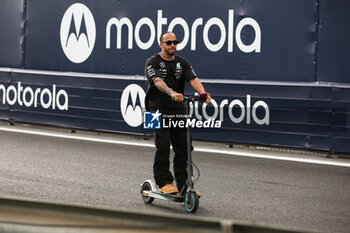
xmin=0 ymin=126 xmax=349 ymax=233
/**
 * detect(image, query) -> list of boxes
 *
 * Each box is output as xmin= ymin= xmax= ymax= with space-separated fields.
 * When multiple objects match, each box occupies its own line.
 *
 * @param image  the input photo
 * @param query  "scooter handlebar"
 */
xmin=183 ymin=92 xmax=208 ymax=102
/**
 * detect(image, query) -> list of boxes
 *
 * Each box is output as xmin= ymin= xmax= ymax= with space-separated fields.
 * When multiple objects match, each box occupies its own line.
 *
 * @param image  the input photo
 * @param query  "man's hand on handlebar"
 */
xmin=167 ymin=88 xmax=184 ymax=102
xmin=172 ymin=93 xmax=184 ymax=102
xmin=205 ymin=93 xmax=211 ymax=104
xmin=198 ymin=92 xmax=211 ymax=104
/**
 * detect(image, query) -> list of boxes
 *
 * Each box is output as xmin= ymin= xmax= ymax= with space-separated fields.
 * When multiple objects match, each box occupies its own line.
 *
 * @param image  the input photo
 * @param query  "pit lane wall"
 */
xmin=0 ymin=197 xmax=311 ymax=233
xmin=0 ymin=0 xmax=349 ymax=153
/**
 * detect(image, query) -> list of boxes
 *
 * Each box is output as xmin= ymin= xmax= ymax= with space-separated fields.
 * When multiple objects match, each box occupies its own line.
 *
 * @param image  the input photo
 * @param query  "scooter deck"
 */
xmin=143 ymin=190 xmax=185 ymax=202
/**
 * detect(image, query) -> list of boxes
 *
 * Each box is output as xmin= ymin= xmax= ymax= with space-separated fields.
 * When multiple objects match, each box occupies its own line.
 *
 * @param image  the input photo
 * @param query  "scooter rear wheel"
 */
xmin=184 ymin=191 xmax=199 ymax=213
xmin=141 ymin=182 xmax=154 ymax=204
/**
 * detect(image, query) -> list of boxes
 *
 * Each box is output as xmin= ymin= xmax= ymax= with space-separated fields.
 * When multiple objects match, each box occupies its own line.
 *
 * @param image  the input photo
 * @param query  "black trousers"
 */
xmin=153 ymin=118 xmax=191 ymax=192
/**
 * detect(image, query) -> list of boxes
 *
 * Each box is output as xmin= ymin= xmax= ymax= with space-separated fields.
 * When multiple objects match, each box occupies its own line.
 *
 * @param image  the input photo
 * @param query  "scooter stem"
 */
xmin=185 ymin=99 xmax=194 ymax=190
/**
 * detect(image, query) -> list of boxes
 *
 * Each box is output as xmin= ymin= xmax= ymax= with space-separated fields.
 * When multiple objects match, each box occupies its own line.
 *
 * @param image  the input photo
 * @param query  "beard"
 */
xmin=165 ymin=47 xmax=176 ymax=56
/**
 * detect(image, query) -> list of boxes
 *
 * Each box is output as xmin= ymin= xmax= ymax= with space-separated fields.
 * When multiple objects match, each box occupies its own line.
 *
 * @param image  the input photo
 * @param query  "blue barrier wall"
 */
xmin=317 ymin=0 xmax=350 ymax=84
xmin=0 ymin=0 xmax=24 ymax=68
xmin=0 ymin=0 xmax=349 ymax=153
xmin=24 ymin=0 xmax=317 ymax=81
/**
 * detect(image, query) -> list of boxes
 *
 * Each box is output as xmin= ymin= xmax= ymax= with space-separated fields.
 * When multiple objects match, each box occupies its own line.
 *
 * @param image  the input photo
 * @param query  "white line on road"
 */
xmin=1 ymin=126 xmax=349 ymax=168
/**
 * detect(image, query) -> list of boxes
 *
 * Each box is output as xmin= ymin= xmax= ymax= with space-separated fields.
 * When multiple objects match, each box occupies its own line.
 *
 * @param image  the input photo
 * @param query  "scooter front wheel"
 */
xmin=184 ymin=191 xmax=199 ymax=213
xmin=141 ymin=182 xmax=154 ymax=204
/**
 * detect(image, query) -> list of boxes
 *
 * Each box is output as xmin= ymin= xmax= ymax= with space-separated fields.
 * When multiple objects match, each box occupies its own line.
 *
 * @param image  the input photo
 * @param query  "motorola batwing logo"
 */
xmin=60 ymin=3 xmax=96 ymax=63
xmin=120 ymin=84 xmax=146 ymax=127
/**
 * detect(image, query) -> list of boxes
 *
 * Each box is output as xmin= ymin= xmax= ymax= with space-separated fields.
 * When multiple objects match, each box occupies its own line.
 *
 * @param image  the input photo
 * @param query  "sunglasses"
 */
xmin=161 ymin=40 xmax=179 ymax=46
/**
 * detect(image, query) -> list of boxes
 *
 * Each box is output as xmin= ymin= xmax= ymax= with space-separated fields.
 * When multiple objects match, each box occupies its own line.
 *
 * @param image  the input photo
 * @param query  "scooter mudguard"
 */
xmin=142 ymin=180 xmax=157 ymax=192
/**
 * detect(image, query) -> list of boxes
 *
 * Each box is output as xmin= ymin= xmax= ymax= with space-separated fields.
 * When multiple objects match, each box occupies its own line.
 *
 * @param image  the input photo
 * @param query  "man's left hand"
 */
xmin=204 ymin=92 xmax=211 ymax=104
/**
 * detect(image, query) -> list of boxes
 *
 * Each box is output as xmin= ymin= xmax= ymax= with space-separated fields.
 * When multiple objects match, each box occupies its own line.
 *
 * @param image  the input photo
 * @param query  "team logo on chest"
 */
xmin=159 ymin=62 xmax=165 ymax=68
xmin=175 ymin=62 xmax=182 ymax=79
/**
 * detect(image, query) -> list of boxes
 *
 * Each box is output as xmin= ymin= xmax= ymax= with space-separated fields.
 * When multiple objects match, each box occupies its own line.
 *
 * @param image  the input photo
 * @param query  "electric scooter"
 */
xmin=140 ymin=93 xmax=208 ymax=213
